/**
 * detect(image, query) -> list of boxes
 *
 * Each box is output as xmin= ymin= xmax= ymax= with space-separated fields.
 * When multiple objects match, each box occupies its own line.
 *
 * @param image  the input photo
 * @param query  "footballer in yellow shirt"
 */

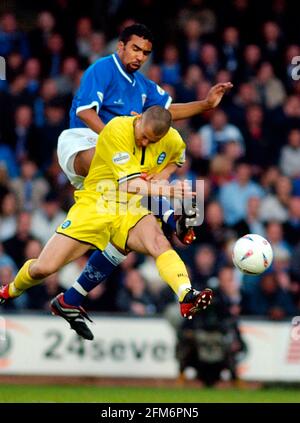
xmin=56 ymin=114 xmax=186 ymax=252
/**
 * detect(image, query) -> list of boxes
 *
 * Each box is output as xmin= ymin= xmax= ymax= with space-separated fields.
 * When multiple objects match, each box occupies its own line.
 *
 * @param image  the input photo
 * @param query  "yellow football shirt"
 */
xmin=83 ymin=115 xmax=186 ymax=196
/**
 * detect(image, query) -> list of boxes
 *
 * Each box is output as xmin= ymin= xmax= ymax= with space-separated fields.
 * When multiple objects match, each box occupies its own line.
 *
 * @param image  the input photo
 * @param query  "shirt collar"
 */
xmin=112 ymin=53 xmax=135 ymax=85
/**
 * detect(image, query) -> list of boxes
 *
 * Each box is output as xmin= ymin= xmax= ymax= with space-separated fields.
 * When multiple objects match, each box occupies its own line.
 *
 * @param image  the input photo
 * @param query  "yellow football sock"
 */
xmin=156 ymin=249 xmax=191 ymax=301
xmin=8 ymin=259 xmax=42 ymax=297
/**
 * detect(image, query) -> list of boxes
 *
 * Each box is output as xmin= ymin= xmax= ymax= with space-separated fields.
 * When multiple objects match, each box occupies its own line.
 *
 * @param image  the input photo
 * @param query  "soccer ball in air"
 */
xmin=232 ymin=234 xmax=273 ymax=275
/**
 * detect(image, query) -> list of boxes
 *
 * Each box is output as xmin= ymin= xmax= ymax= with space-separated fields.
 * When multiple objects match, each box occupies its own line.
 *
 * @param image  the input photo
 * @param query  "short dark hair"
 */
xmin=119 ymin=23 xmax=154 ymax=45
xmin=143 ymin=106 xmax=172 ymax=136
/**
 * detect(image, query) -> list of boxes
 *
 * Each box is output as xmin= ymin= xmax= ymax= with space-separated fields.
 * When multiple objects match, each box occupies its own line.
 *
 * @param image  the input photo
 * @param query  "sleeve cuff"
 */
xmin=118 ymin=172 xmax=142 ymax=185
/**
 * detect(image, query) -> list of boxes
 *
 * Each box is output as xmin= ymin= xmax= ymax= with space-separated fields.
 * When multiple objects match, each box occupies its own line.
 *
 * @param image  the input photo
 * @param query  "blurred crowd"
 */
xmin=1 ymin=0 xmax=300 ymax=329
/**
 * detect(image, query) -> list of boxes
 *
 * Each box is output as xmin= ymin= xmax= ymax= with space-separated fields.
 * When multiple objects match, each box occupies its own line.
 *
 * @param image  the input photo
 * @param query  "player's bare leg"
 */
xmin=73 ymin=147 xmax=95 ymax=177
xmin=0 ymin=233 xmax=90 ymax=301
xmin=30 ymin=233 xmax=90 ymax=279
xmin=0 ymin=233 xmax=94 ymax=340
xmin=126 ymin=215 xmax=213 ymax=319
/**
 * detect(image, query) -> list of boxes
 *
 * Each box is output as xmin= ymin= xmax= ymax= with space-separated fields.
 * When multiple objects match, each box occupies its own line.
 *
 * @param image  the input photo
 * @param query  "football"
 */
xmin=232 ymin=234 xmax=273 ymax=275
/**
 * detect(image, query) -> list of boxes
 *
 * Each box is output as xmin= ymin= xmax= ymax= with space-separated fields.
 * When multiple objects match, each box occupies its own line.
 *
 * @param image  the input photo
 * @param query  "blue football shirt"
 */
xmin=69 ymin=53 xmax=172 ymax=128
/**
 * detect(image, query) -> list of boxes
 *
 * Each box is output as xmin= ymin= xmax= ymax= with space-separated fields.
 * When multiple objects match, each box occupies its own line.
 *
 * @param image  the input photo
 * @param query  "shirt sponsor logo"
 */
xmin=157 ymin=152 xmax=166 ymax=164
xmin=113 ymin=152 xmax=130 ymax=165
xmin=113 ymin=98 xmax=124 ymax=105
xmin=61 ymin=220 xmax=71 ymax=229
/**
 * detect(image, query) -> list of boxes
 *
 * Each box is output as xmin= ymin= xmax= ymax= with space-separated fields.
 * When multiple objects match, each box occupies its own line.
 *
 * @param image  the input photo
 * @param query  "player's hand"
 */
xmin=145 ymin=173 xmax=169 ymax=184
xmin=205 ymin=82 xmax=233 ymax=109
xmin=171 ymin=180 xmax=195 ymax=199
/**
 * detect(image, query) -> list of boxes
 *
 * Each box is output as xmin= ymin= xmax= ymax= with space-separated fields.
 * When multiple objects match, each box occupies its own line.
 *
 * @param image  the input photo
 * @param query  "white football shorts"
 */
xmin=57 ymin=128 xmax=98 ymax=189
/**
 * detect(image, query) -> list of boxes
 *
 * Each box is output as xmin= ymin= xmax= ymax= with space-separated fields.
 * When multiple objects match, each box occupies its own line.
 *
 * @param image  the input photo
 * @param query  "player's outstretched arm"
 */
xmin=143 ymin=163 xmax=178 ymax=182
xmin=168 ymin=82 xmax=233 ymax=120
xmin=120 ymin=177 xmax=193 ymax=199
xmin=77 ymin=108 xmax=106 ymax=134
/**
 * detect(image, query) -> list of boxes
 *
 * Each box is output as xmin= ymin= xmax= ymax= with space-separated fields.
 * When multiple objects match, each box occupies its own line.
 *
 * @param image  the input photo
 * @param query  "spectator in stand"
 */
xmin=30 ymin=191 xmax=66 ymax=246
xmin=238 ymin=44 xmax=262 ymax=82
xmin=233 ymin=196 xmax=265 ymax=238
xmin=75 ymin=17 xmax=93 ymax=65
xmin=178 ymin=0 xmax=217 ymax=37
xmin=186 ymin=132 xmax=209 ymax=176
xmin=175 ymin=65 xmax=203 ymax=103
xmin=0 ymin=242 xmax=16 ymax=273
xmin=116 ymin=269 xmax=157 ymax=316
xmin=220 ymin=26 xmax=241 ymax=75
xmin=42 ymin=33 xmax=65 ymax=78
xmin=198 ymin=109 xmax=244 ymax=159
xmin=9 ymin=105 xmax=39 ymax=164
xmin=253 ymin=62 xmax=286 ymax=110
xmin=260 ymin=21 xmax=284 ymax=75
xmin=87 ymin=32 xmax=106 ymax=64
xmin=28 ymin=11 xmax=56 ymax=58
xmin=225 ymin=82 xmax=260 ymax=127
xmin=191 ymin=245 xmax=218 ymax=291
xmin=241 ymin=104 xmax=272 ymax=169
xmin=259 ymin=175 xmax=291 ymax=223
xmin=259 ymin=166 xmax=281 ymax=194
xmin=33 ymin=78 xmax=59 ymax=128
xmin=179 ymin=17 xmax=203 ymax=67
xmin=199 ymin=44 xmax=220 ymax=82
xmin=214 ymin=266 xmax=242 ymax=319
xmin=10 ymin=160 xmax=49 ymax=212
xmin=160 ymin=44 xmax=182 ymax=86
xmin=269 ymin=95 xmax=300 ymax=153
xmin=23 ymin=58 xmax=42 ymax=98
xmin=241 ymin=270 xmax=296 ymax=319
xmin=0 ymin=12 xmax=29 ymax=59
xmin=209 ymin=154 xmax=234 ymax=190
xmin=265 ymin=221 xmax=291 ymax=263
xmin=146 ymin=64 xmax=163 ymax=85
xmin=194 ymin=201 xmax=230 ymax=251
xmin=0 ymin=191 xmax=18 ymax=242
xmin=54 ymin=57 xmax=80 ymax=96
xmin=58 ymin=255 xmax=88 ymax=290
xmin=0 ymin=146 xmax=19 ymax=179
xmin=283 ymin=197 xmax=300 ymax=247
xmin=279 ymin=129 xmax=300 ymax=178
xmin=27 ymin=272 xmax=65 ymax=311
xmin=2 ymin=211 xmax=34 ymax=268
xmin=218 ymin=161 xmax=264 ymax=225
xmin=37 ymin=98 xmax=67 ymax=170
xmin=6 ymin=51 xmax=23 ymax=83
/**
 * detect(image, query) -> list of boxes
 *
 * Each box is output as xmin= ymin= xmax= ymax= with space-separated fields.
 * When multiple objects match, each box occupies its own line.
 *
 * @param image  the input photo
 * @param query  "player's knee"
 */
xmin=30 ymin=260 xmax=57 ymax=279
xmin=150 ymin=232 xmax=171 ymax=257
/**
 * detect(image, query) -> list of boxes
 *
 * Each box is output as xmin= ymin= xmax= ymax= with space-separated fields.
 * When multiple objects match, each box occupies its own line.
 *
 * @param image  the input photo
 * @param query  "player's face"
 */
xmin=118 ymin=35 xmax=152 ymax=73
xmin=134 ymin=118 xmax=162 ymax=147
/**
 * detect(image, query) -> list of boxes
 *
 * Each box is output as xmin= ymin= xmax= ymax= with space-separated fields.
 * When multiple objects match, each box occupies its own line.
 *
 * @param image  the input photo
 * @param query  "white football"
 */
xmin=232 ymin=234 xmax=273 ymax=275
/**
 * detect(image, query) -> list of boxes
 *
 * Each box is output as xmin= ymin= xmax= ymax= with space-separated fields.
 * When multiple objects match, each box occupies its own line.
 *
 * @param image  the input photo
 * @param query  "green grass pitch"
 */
xmin=0 ymin=385 xmax=300 ymax=403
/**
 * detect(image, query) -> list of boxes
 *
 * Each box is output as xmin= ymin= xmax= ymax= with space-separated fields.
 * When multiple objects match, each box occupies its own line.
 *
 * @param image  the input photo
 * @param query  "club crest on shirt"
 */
xmin=113 ymin=152 xmax=130 ymax=165
xmin=157 ymin=152 xmax=166 ymax=164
